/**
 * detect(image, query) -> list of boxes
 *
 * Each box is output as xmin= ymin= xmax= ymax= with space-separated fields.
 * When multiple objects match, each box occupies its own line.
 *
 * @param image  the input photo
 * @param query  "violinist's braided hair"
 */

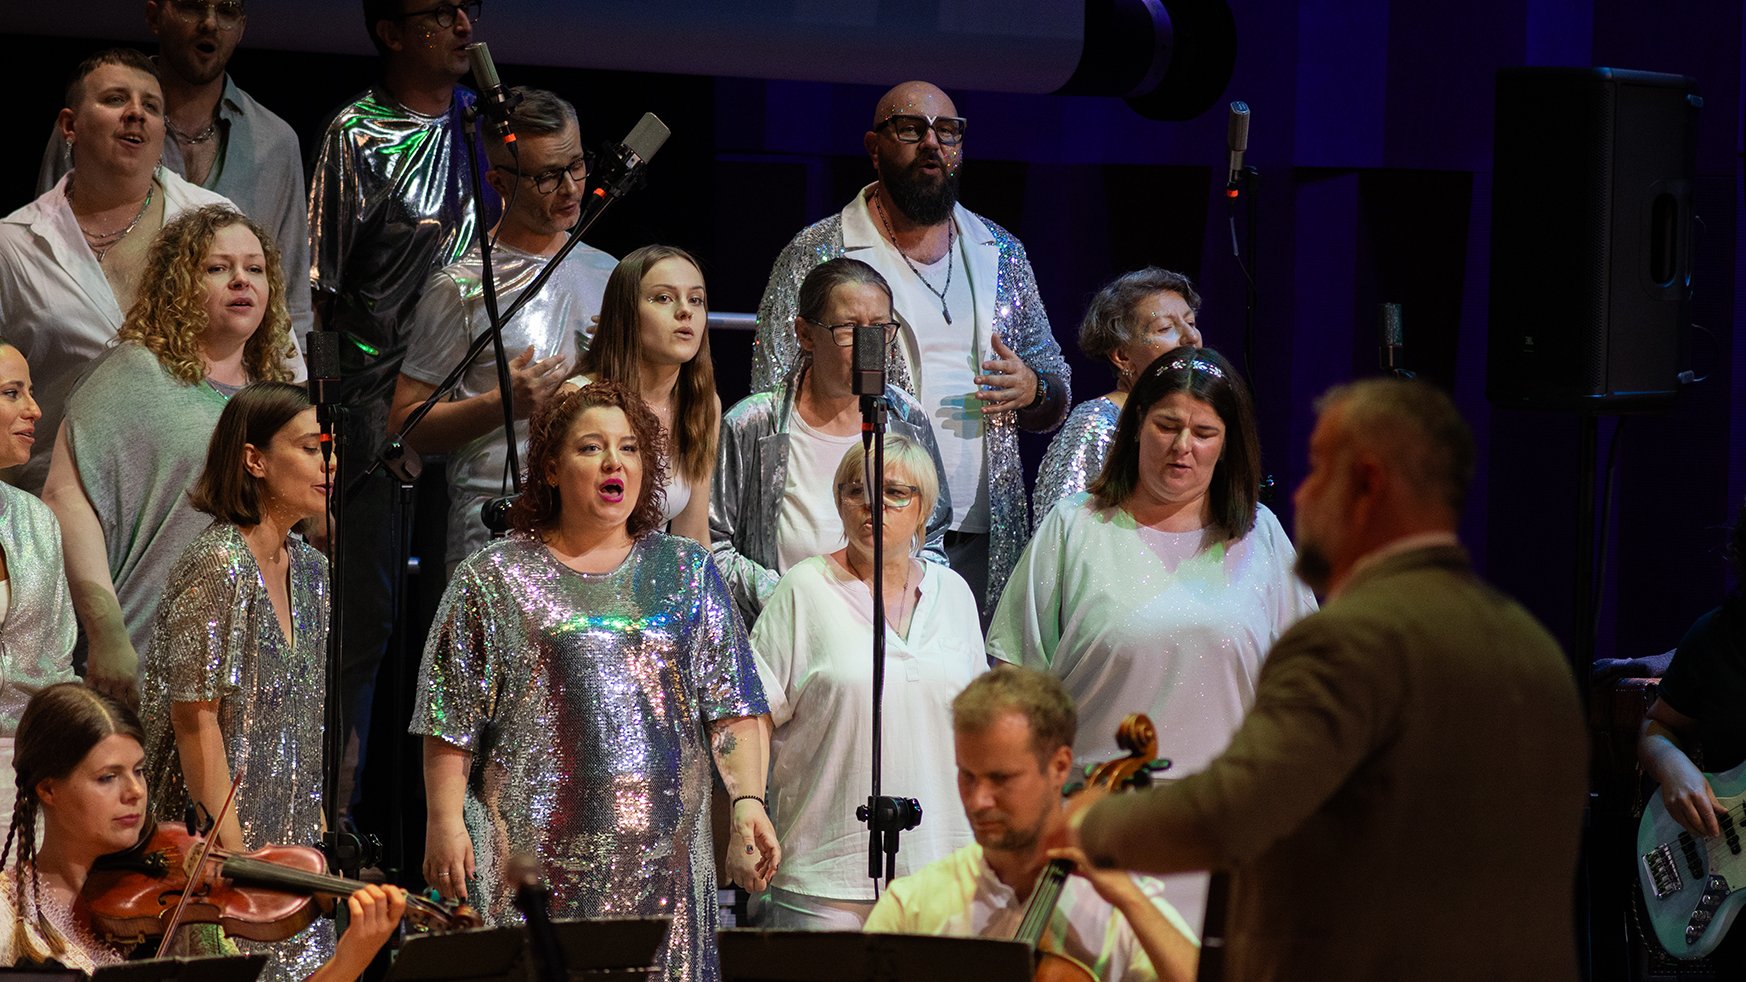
xmin=3 ymin=683 xmax=145 ymax=962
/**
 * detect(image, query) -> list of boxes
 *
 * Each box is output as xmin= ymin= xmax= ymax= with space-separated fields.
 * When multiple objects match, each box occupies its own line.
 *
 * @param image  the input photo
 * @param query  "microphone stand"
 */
xmin=1226 ymin=164 xmax=1260 ymax=397
xmin=851 ymin=353 xmax=922 ymax=887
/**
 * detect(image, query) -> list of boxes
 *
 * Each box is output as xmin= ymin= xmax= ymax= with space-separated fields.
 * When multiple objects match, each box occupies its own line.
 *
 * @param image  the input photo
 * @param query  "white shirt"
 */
xmin=751 ymin=555 xmax=986 ymax=899
xmin=877 ymin=233 xmax=987 ymax=532
xmin=775 ymin=409 xmax=859 ymax=571
xmin=865 ymin=842 xmax=1196 ymax=982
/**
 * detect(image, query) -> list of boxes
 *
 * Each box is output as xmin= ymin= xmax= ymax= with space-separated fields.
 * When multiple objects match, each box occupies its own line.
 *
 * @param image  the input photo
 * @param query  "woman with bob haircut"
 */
xmin=0 ymin=683 xmax=403 ymax=979
xmin=565 ymin=244 xmax=719 ymax=545
xmin=1033 ymin=267 xmax=1203 ymax=527
xmin=749 ymin=433 xmax=983 ymax=929
xmin=414 ymin=382 xmax=776 ymax=982
xmin=986 ymin=346 xmax=1315 ymax=935
xmin=137 ymin=381 xmax=335 ymax=980
xmin=45 ymin=204 xmax=300 ymax=708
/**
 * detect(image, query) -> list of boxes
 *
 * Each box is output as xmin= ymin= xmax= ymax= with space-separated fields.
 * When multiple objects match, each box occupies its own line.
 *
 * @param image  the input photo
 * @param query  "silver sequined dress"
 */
xmin=411 ymin=532 xmax=767 ymax=982
xmin=1031 ymin=396 xmax=1122 ymax=531
xmin=141 ymin=522 xmax=333 ymax=982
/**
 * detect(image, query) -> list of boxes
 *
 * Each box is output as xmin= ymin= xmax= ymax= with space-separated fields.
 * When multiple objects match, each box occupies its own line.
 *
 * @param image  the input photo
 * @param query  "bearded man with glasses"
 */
xmin=392 ymin=87 xmax=617 ymax=574
xmin=37 ymin=0 xmax=315 ymax=347
xmin=752 ymin=80 xmax=1070 ymax=625
xmin=307 ymin=0 xmax=493 ymax=819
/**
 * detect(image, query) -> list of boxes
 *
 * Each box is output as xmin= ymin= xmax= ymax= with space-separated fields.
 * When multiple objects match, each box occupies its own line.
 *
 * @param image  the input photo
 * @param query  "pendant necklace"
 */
xmin=875 ymin=191 xmax=954 ymax=325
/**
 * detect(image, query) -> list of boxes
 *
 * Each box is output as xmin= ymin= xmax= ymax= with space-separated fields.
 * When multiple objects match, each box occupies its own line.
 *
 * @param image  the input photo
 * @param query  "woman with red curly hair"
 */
xmin=413 ymin=381 xmax=777 ymax=982
xmin=43 ymin=204 xmax=300 ymax=708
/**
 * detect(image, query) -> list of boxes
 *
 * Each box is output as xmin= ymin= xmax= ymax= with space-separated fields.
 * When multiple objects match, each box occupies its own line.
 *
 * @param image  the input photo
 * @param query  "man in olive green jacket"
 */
xmin=1071 ymin=378 xmax=1588 ymax=982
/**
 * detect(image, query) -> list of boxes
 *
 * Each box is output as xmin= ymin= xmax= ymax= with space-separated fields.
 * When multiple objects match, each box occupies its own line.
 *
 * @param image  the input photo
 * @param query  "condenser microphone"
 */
xmin=1226 ymin=101 xmax=1251 ymax=190
xmin=592 ymin=113 xmax=671 ymax=203
xmin=467 ymin=42 xmax=520 ymax=147
xmin=851 ymin=324 xmax=886 ymax=398
xmin=305 ymin=330 xmax=340 ymax=457
xmin=1379 ymin=303 xmax=1414 ymax=378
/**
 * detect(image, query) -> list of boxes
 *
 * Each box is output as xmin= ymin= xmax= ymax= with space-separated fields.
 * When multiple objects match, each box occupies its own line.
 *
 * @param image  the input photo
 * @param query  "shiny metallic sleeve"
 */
xmin=751 ymin=220 xmax=843 ymax=392
xmin=149 ymin=527 xmax=251 ymax=705
xmin=985 ymin=220 xmax=1070 ymax=434
xmin=305 ymin=119 xmax=356 ymax=330
xmin=411 ymin=562 xmax=499 ymax=752
xmin=686 ymin=541 xmax=769 ymax=722
xmin=709 ymin=394 xmax=784 ymax=625
xmin=885 ymin=385 xmax=954 ymax=568
xmin=1032 ymin=398 xmax=1122 ymax=532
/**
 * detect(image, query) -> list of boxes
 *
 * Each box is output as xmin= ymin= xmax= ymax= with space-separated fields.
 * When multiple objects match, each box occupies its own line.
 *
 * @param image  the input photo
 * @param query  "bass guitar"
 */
xmin=1637 ymin=760 xmax=1746 ymax=959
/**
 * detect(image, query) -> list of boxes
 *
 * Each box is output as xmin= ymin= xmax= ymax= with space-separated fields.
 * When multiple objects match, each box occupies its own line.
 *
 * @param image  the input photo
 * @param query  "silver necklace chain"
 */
xmin=67 ymin=182 xmax=154 ymax=262
xmin=875 ymin=190 xmax=954 ymax=325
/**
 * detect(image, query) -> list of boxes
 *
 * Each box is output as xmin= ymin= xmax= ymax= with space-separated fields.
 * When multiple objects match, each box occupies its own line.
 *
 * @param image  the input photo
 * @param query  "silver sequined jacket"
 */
xmin=1032 ymin=396 xmax=1122 ymax=532
xmin=749 ymin=192 xmax=1071 ymax=611
xmin=711 ymin=365 xmax=953 ymax=625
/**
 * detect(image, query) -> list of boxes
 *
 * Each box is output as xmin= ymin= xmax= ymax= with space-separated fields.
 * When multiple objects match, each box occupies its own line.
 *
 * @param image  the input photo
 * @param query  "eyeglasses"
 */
xmin=873 ymin=113 xmax=968 ymax=146
xmin=499 ymin=154 xmax=589 ymax=194
xmin=400 ymin=0 xmax=480 ymax=29
xmin=802 ymin=317 xmax=901 ymax=348
xmin=167 ymin=0 xmax=246 ymax=29
xmin=839 ymin=482 xmax=919 ymax=510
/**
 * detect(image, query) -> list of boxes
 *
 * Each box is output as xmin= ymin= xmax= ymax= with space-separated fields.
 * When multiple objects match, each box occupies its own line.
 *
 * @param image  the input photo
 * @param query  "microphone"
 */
xmin=1379 ymin=303 xmax=1414 ymax=378
xmin=507 ymin=853 xmax=566 ymax=982
xmin=481 ymin=494 xmax=517 ymax=536
xmin=1226 ymin=101 xmax=1251 ymax=191
xmin=851 ymin=324 xmax=886 ymax=398
xmin=467 ymin=42 xmax=520 ymax=148
xmin=305 ymin=330 xmax=341 ymax=458
xmin=591 ymin=113 xmax=671 ymax=203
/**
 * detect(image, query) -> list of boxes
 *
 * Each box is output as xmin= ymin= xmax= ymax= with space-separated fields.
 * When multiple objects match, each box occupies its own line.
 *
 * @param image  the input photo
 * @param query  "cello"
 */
xmin=1012 ymin=713 xmax=1171 ymax=982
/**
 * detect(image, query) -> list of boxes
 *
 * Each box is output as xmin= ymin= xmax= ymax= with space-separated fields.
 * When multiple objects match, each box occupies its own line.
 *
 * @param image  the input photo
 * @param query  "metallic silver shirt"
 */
xmin=141 ymin=523 xmax=334 ymax=982
xmin=411 ymin=533 xmax=767 ymax=982
xmin=308 ymin=87 xmax=490 ymax=450
xmin=401 ymin=240 xmax=617 ymax=567
xmin=0 ymin=483 xmax=76 ymax=733
xmin=1032 ymin=395 xmax=1122 ymax=531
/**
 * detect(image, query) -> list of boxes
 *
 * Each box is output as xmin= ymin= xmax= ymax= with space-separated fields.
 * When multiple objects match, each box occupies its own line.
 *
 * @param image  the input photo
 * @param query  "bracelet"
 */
xmin=1026 ymin=374 xmax=1049 ymax=410
xmin=731 ymin=794 xmax=767 ymax=811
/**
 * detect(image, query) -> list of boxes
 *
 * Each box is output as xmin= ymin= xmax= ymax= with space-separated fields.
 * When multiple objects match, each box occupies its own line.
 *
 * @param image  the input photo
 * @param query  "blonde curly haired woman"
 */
xmin=44 ymin=204 xmax=299 ymax=707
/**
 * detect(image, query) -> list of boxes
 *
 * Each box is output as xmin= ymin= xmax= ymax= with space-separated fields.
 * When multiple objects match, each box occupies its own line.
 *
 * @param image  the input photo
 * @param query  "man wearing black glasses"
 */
xmin=752 ymin=80 xmax=1070 ymax=622
xmin=390 ymin=87 xmax=617 ymax=574
xmin=307 ymin=0 xmax=495 ymax=816
xmin=37 ymin=0 xmax=314 ymax=344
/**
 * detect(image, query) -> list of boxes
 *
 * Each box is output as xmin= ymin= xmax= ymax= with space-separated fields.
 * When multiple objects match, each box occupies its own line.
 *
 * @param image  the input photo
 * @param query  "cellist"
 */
xmin=864 ymin=667 xmax=1198 ymax=982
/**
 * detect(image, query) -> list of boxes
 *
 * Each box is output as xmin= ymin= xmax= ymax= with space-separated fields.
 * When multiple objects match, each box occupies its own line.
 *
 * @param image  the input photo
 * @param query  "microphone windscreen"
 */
xmin=623 ymin=113 xmax=671 ymax=164
xmin=1227 ymin=101 xmax=1251 ymax=152
xmin=466 ymin=41 xmax=502 ymax=91
xmin=306 ymin=330 xmax=340 ymax=384
xmin=506 ymin=851 xmax=542 ymax=890
xmin=1380 ymin=303 xmax=1404 ymax=347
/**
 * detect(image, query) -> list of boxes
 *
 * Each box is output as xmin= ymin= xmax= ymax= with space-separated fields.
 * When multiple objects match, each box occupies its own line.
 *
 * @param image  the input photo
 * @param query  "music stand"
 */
xmin=716 ymin=930 xmax=1031 ymax=982
xmin=0 ymin=955 xmax=271 ymax=982
xmin=386 ymin=918 xmax=669 ymax=982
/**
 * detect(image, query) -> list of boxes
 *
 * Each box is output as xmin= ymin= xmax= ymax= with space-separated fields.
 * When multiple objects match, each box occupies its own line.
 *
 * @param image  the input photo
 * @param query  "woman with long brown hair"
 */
xmin=564 ymin=244 xmax=719 ymax=544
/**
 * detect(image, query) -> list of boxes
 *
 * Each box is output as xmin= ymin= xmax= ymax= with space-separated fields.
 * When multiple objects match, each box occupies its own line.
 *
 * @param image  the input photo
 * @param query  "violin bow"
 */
xmin=153 ymin=769 xmax=246 ymax=957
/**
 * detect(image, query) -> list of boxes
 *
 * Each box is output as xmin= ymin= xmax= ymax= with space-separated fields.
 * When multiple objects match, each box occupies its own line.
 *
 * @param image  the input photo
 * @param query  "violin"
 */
xmin=80 ymin=820 xmax=482 ymax=945
xmin=1015 ymin=713 xmax=1171 ymax=982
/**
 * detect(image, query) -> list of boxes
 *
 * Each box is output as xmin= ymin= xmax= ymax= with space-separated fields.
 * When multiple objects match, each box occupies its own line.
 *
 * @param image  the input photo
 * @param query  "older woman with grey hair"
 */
xmin=750 ymin=434 xmax=983 ymax=930
xmin=712 ymin=257 xmax=950 ymax=626
xmin=1031 ymin=268 xmax=1203 ymax=528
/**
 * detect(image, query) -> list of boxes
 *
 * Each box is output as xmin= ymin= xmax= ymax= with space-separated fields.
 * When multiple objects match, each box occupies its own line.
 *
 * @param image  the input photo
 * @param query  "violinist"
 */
xmin=138 ymin=383 xmax=336 ymax=980
xmin=0 ymin=682 xmax=403 ymax=979
xmin=864 ymin=667 xmax=1197 ymax=982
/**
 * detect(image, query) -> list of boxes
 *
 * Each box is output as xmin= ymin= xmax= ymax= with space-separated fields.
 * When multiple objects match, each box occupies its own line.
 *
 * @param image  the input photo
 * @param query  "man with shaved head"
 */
xmin=1069 ymin=378 xmax=1589 ymax=981
xmin=751 ymin=81 xmax=1070 ymax=619
xmin=38 ymin=1 xmax=314 ymax=343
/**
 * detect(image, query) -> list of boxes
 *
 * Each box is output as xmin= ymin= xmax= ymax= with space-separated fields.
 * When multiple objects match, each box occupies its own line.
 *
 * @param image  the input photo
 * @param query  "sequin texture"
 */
xmin=750 ymin=203 xmax=1070 ymax=612
xmin=1031 ymin=396 xmax=1122 ymax=530
xmin=411 ymin=533 xmax=767 ymax=982
xmin=140 ymin=523 xmax=333 ymax=982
